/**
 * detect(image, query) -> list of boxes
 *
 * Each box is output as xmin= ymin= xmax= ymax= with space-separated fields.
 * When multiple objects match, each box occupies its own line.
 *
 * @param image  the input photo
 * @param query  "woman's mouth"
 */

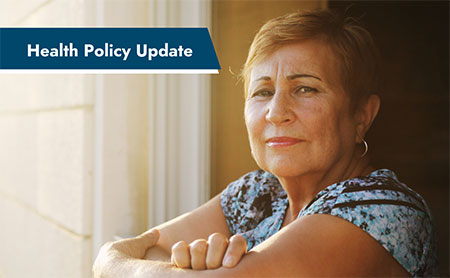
xmin=265 ymin=136 xmax=302 ymax=147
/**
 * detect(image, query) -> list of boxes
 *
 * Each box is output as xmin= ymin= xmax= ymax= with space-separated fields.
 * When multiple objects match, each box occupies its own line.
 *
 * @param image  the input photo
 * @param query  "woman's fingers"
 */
xmin=222 ymin=234 xmax=247 ymax=268
xmin=137 ymin=229 xmax=160 ymax=249
xmin=171 ymin=233 xmax=247 ymax=270
xmin=171 ymin=241 xmax=191 ymax=269
xmin=93 ymin=229 xmax=160 ymax=277
xmin=111 ymin=229 xmax=160 ymax=258
xmin=189 ymin=239 xmax=208 ymax=270
xmin=206 ymin=233 xmax=229 ymax=269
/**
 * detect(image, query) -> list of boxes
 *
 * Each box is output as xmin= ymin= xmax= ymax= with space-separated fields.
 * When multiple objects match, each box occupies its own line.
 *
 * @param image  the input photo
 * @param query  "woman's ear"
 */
xmin=355 ymin=94 xmax=380 ymax=142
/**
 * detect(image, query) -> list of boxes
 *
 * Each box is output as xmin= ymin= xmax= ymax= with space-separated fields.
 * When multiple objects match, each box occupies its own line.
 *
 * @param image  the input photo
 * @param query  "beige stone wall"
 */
xmin=0 ymin=1 xmax=155 ymax=277
xmin=0 ymin=1 xmax=95 ymax=278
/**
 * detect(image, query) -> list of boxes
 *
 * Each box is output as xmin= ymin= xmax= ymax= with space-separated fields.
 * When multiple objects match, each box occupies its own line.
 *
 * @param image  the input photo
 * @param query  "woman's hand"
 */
xmin=171 ymin=233 xmax=247 ymax=270
xmin=93 ymin=229 xmax=160 ymax=278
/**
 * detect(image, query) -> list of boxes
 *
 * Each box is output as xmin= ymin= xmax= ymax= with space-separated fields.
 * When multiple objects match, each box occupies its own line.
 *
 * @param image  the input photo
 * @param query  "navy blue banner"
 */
xmin=0 ymin=28 xmax=220 ymax=70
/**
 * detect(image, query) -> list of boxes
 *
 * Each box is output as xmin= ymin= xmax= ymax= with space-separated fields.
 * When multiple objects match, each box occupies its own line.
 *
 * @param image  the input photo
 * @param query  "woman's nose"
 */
xmin=265 ymin=92 xmax=295 ymax=125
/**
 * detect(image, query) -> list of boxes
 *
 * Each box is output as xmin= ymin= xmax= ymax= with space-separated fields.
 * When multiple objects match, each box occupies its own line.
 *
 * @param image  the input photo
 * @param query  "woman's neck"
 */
xmin=278 ymin=154 xmax=374 ymax=223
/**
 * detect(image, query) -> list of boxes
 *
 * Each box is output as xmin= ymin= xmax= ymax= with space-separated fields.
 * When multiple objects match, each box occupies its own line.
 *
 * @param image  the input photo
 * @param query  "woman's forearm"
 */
xmin=93 ymin=231 xmax=202 ymax=278
xmin=133 ymin=259 xmax=231 ymax=278
xmin=95 ymin=246 xmax=180 ymax=278
xmin=94 ymin=239 xmax=236 ymax=278
xmin=93 ymin=230 xmax=172 ymax=278
xmin=94 ymin=194 xmax=233 ymax=277
xmin=112 ymin=257 xmax=214 ymax=278
xmin=126 ymin=259 xmax=180 ymax=278
xmin=144 ymin=244 xmax=171 ymax=262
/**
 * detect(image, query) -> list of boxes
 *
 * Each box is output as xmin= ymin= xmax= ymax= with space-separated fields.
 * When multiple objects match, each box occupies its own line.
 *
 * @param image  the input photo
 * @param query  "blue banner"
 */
xmin=0 ymin=28 xmax=220 ymax=71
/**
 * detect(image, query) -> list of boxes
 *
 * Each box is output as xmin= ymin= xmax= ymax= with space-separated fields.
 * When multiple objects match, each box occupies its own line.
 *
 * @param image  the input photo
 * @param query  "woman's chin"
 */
xmin=253 ymin=152 xmax=317 ymax=178
xmin=262 ymin=163 xmax=311 ymax=179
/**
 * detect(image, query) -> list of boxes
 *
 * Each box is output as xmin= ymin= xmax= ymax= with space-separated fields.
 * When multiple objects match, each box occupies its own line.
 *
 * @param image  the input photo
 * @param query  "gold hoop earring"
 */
xmin=361 ymin=139 xmax=368 ymax=158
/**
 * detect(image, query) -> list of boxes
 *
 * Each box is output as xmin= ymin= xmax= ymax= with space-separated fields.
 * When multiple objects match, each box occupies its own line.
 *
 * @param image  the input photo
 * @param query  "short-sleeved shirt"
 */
xmin=221 ymin=169 xmax=439 ymax=277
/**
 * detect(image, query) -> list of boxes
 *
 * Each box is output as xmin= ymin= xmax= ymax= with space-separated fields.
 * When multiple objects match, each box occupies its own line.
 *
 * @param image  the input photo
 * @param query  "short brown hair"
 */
xmin=241 ymin=9 xmax=381 ymax=111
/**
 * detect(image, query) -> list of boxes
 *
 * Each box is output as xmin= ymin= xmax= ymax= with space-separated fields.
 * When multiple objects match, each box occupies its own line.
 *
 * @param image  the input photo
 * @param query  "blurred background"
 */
xmin=0 ymin=0 xmax=447 ymax=277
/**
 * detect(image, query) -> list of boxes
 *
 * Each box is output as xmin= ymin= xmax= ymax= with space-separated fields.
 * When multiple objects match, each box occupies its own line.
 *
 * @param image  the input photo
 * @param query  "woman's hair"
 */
xmin=241 ymin=9 xmax=381 ymax=111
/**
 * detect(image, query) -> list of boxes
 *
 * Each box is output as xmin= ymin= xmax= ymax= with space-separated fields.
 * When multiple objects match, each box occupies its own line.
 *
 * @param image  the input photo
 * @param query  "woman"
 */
xmin=94 ymin=9 xmax=439 ymax=277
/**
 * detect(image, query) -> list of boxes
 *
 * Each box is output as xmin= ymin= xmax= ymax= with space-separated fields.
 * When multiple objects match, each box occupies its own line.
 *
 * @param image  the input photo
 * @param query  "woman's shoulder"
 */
xmin=303 ymin=169 xmax=439 ymax=277
xmin=303 ymin=169 xmax=430 ymax=216
xmin=220 ymin=170 xmax=286 ymax=235
xmin=336 ymin=169 xmax=430 ymax=215
xmin=221 ymin=169 xmax=285 ymax=203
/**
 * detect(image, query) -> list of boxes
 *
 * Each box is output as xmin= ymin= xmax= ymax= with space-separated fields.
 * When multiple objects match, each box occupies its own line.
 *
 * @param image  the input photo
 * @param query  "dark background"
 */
xmin=329 ymin=1 xmax=449 ymax=275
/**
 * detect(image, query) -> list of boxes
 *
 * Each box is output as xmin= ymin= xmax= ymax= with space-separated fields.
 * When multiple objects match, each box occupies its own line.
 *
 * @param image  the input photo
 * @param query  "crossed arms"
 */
xmin=93 ymin=194 xmax=409 ymax=277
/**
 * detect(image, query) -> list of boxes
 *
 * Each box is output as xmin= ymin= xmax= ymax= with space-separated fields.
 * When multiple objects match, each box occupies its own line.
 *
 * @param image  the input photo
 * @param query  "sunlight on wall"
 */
xmin=0 ymin=1 xmax=95 ymax=277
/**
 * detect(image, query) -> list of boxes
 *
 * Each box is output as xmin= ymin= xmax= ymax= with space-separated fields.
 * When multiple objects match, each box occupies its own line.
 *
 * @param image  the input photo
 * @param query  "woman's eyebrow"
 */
xmin=254 ymin=76 xmax=271 ymax=82
xmin=252 ymin=74 xmax=322 ymax=83
xmin=286 ymin=73 xmax=322 ymax=81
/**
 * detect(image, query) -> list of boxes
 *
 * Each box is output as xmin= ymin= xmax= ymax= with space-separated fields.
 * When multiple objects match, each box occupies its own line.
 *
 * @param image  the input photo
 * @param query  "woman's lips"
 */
xmin=265 ymin=136 xmax=302 ymax=147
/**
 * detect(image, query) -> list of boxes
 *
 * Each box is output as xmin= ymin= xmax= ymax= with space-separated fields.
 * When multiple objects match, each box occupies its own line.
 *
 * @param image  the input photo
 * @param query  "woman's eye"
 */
xmin=296 ymin=86 xmax=318 ymax=94
xmin=251 ymin=90 xmax=273 ymax=98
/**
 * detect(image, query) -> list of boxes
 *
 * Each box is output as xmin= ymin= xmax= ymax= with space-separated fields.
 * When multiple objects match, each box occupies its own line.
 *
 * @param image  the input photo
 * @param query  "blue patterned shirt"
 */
xmin=221 ymin=169 xmax=439 ymax=277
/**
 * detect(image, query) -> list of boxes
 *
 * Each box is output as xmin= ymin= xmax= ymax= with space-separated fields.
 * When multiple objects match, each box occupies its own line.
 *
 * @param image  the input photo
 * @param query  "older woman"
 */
xmin=94 ymin=9 xmax=439 ymax=277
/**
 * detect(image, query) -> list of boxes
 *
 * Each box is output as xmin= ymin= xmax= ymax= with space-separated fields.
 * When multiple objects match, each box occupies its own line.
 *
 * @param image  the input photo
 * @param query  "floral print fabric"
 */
xmin=220 ymin=169 xmax=439 ymax=277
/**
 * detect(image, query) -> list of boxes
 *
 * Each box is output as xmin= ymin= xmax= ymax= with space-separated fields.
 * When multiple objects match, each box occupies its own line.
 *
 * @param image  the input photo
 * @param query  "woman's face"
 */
xmin=245 ymin=40 xmax=359 ymax=179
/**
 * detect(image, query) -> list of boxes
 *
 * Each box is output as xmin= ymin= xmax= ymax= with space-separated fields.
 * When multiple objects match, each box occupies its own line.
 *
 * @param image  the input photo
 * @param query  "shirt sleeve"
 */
xmin=220 ymin=170 xmax=283 ymax=236
xmin=303 ymin=175 xmax=439 ymax=277
xmin=220 ymin=170 xmax=260 ymax=235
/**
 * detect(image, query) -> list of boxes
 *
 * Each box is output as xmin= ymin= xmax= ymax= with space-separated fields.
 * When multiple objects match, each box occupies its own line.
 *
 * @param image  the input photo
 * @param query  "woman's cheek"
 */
xmin=245 ymin=103 xmax=267 ymax=165
xmin=245 ymin=103 xmax=265 ymax=133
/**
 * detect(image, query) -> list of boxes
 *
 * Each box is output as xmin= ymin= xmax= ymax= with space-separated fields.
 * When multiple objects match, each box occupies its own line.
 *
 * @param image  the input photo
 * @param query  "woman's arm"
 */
xmin=207 ymin=214 xmax=409 ymax=277
xmin=196 ymin=213 xmax=410 ymax=277
xmin=95 ymin=207 xmax=409 ymax=277
xmin=93 ymin=194 xmax=233 ymax=277
xmin=141 ymin=214 xmax=409 ymax=277
xmin=143 ymin=194 xmax=231 ymax=260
